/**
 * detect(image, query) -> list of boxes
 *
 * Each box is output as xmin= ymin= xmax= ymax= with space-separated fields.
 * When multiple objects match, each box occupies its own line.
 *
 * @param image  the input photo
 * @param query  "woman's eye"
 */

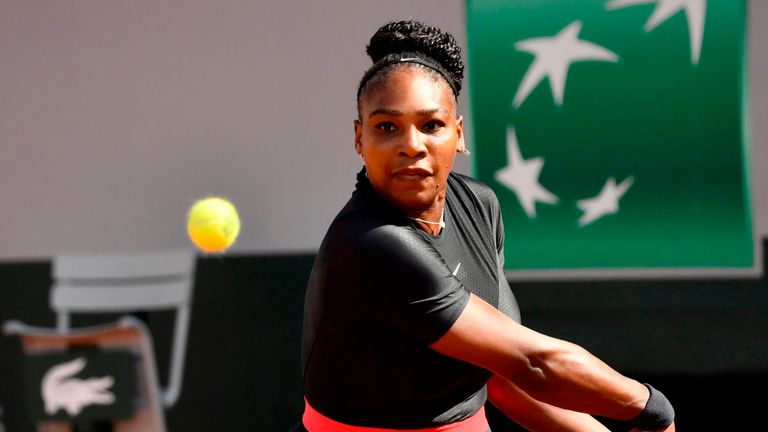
xmin=375 ymin=122 xmax=396 ymax=132
xmin=423 ymin=120 xmax=445 ymax=132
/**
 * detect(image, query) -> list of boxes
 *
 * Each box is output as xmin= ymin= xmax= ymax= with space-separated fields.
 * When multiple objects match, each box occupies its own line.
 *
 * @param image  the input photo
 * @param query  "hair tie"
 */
xmin=395 ymin=56 xmax=458 ymax=96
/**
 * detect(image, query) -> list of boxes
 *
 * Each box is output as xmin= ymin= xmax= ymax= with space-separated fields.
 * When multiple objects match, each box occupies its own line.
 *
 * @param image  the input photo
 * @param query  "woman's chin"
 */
xmin=388 ymin=191 xmax=438 ymax=213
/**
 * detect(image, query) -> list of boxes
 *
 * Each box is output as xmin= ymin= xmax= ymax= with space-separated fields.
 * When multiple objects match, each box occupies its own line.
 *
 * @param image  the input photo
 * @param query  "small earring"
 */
xmin=462 ymin=148 xmax=471 ymax=156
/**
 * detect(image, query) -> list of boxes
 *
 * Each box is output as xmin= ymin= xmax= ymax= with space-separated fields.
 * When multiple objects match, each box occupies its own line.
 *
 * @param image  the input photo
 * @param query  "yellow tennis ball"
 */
xmin=186 ymin=196 xmax=241 ymax=253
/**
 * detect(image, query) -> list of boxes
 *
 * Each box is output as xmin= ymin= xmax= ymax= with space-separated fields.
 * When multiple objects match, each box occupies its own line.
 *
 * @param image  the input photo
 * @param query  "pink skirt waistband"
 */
xmin=302 ymin=399 xmax=489 ymax=432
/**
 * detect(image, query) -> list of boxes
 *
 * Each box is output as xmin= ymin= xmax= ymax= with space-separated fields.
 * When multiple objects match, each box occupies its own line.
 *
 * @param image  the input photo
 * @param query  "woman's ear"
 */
xmin=455 ymin=115 xmax=466 ymax=153
xmin=354 ymin=119 xmax=363 ymax=155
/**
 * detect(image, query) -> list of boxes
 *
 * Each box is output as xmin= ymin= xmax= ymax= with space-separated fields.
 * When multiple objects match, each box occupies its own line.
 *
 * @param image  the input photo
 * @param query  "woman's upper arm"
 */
xmin=429 ymin=293 xmax=649 ymax=421
xmin=429 ymin=293 xmax=554 ymax=386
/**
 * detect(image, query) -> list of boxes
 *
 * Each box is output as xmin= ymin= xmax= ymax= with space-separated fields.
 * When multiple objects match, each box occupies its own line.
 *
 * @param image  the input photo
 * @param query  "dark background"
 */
xmin=1 ymin=241 xmax=766 ymax=431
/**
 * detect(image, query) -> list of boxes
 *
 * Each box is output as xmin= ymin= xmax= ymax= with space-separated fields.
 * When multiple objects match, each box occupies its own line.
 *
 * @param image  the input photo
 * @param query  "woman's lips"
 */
xmin=392 ymin=167 xmax=431 ymax=181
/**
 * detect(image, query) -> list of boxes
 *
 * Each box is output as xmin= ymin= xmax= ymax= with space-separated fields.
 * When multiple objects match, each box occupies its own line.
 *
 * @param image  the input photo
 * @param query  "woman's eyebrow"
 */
xmin=368 ymin=108 xmax=402 ymax=118
xmin=368 ymin=107 xmax=447 ymax=118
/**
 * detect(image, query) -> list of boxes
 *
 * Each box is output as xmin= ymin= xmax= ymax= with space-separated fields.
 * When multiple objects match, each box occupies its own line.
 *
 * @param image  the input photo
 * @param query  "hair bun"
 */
xmin=366 ymin=20 xmax=464 ymax=95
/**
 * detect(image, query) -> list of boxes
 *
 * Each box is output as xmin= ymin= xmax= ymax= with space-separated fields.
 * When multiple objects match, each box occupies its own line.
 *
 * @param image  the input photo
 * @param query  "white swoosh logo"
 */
xmin=453 ymin=262 xmax=461 ymax=276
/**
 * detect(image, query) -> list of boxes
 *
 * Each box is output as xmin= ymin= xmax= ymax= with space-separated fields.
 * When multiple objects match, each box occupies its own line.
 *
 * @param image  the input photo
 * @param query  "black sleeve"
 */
xmin=354 ymin=225 xmax=470 ymax=344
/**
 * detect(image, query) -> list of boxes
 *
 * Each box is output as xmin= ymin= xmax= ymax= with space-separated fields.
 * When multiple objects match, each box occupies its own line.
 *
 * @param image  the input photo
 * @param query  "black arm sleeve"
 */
xmin=354 ymin=225 xmax=470 ymax=343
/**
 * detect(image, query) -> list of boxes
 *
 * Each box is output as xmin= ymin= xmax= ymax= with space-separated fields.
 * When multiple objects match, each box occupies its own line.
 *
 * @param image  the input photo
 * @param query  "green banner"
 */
xmin=466 ymin=0 xmax=753 ymax=273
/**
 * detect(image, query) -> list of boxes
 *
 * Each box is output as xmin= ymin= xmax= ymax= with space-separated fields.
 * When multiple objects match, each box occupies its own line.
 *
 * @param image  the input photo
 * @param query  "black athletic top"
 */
xmin=301 ymin=169 xmax=520 ymax=429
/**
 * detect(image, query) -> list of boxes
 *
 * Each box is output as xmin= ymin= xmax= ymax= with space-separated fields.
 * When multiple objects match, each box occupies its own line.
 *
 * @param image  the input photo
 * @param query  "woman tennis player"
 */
xmin=294 ymin=20 xmax=675 ymax=432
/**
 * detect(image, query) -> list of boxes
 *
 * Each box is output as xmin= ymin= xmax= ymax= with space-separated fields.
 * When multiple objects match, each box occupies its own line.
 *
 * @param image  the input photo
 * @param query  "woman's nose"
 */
xmin=399 ymin=126 xmax=427 ymax=157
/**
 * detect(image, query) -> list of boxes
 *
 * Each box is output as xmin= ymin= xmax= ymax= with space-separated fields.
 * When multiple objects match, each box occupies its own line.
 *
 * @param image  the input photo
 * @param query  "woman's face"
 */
xmin=355 ymin=67 xmax=465 ymax=215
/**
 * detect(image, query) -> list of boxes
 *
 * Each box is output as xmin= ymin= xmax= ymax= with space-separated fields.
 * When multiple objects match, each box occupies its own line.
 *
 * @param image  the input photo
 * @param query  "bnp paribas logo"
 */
xmin=467 ymin=0 xmax=753 ymax=272
xmin=500 ymin=0 xmax=705 ymax=225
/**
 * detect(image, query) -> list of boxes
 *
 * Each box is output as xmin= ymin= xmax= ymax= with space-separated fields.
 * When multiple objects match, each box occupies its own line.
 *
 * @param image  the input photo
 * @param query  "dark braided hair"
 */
xmin=357 ymin=20 xmax=464 ymax=103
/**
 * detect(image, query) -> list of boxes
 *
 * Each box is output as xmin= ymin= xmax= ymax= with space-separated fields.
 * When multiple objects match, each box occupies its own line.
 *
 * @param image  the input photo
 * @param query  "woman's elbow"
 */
xmin=505 ymin=340 xmax=589 ymax=397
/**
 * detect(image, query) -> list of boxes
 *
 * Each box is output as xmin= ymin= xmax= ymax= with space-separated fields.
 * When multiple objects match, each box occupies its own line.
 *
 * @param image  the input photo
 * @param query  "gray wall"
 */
xmin=0 ymin=0 xmax=471 ymax=259
xmin=0 ymin=0 xmax=764 ymax=264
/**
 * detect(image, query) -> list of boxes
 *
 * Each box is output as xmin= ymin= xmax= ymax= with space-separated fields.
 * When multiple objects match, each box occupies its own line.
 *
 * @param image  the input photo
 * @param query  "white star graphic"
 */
xmin=606 ymin=0 xmax=707 ymax=64
xmin=513 ymin=20 xmax=619 ymax=108
xmin=576 ymin=176 xmax=634 ymax=226
xmin=495 ymin=128 xmax=559 ymax=218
